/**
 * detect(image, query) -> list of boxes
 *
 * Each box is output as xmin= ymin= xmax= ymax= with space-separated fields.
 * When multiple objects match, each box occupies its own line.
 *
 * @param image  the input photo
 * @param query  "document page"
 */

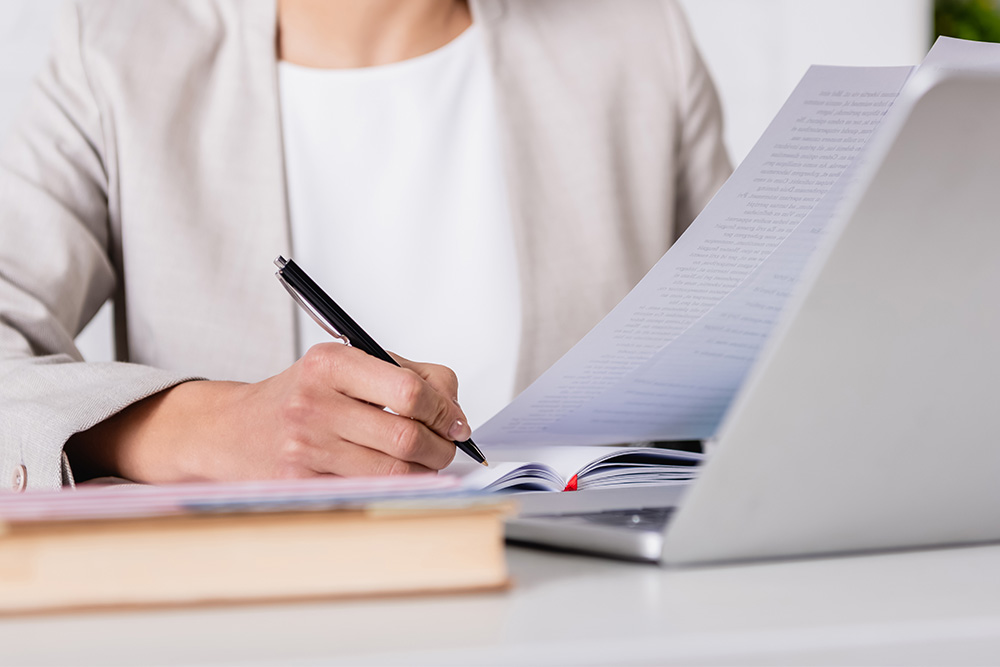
xmin=475 ymin=65 xmax=914 ymax=446
xmin=448 ymin=446 xmax=702 ymax=492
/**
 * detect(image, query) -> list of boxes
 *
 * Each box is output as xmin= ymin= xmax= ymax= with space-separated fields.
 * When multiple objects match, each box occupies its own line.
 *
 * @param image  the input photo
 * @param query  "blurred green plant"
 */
xmin=936 ymin=0 xmax=1000 ymax=42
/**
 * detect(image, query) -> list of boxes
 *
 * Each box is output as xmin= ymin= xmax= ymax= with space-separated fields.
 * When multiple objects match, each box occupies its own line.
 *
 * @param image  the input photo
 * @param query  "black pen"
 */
xmin=274 ymin=256 xmax=489 ymax=467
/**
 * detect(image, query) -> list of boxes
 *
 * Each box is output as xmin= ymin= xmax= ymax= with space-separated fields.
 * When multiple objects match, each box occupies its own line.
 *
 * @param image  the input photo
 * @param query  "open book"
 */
xmin=462 ymin=37 xmax=1000 ymax=489
xmin=450 ymin=446 xmax=702 ymax=492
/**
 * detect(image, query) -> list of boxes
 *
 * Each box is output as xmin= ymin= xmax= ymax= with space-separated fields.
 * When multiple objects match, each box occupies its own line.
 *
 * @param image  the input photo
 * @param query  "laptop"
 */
xmin=506 ymin=69 xmax=1000 ymax=566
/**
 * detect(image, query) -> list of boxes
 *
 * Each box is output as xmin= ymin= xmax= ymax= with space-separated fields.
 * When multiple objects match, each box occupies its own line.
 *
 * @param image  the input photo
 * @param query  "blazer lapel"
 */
xmin=108 ymin=0 xmax=298 ymax=382
xmin=472 ymin=0 xmax=617 ymax=392
xmin=209 ymin=0 xmax=298 ymax=379
xmin=242 ymin=0 xmax=298 ymax=373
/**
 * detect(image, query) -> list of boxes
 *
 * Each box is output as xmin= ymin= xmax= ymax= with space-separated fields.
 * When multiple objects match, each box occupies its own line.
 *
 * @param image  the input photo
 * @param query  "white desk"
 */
xmin=2 ymin=542 xmax=1000 ymax=665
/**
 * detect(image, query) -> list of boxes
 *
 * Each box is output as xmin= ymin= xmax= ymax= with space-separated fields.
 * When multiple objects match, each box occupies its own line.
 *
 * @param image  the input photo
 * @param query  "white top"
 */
xmin=278 ymin=26 xmax=521 ymax=428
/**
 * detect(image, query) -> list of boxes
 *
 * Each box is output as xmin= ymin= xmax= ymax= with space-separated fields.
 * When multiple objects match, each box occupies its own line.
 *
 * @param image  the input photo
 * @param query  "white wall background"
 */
xmin=679 ymin=0 xmax=933 ymax=162
xmin=0 ymin=0 xmax=934 ymax=364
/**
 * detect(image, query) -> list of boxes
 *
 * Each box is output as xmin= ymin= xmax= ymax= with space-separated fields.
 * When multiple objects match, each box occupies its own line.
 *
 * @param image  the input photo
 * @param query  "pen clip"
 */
xmin=275 ymin=272 xmax=351 ymax=346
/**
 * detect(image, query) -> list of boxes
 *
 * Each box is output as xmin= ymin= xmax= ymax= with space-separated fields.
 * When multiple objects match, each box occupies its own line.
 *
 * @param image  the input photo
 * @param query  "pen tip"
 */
xmin=481 ymin=460 xmax=489 ymax=467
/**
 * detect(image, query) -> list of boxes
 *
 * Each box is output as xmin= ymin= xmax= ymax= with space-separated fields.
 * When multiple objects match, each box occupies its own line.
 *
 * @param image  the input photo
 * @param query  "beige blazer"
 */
xmin=0 ymin=0 xmax=730 ymax=491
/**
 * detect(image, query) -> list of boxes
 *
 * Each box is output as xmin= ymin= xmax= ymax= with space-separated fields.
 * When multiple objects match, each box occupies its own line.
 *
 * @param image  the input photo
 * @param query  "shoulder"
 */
xmin=479 ymin=0 xmax=703 ymax=100
xmin=494 ymin=0 xmax=689 ymax=30
xmin=485 ymin=0 xmax=698 ymax=61
xmin=71 ymin=0 xmax=260 ymax=35
xmin=66 ymin=0 xmax=271 ymax=72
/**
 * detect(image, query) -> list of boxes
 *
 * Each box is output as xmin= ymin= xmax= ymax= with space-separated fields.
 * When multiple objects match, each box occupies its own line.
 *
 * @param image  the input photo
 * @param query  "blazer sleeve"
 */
xmin=0 ymin=4 xmax=197 ymax=492
xmin=663 ymin=0 xmax=733 ymax=238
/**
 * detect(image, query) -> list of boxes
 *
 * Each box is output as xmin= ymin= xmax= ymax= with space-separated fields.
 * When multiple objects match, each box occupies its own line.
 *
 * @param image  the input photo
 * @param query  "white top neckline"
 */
xmin=278 ymin=24 xmax=478 ymax=79
xmin=278 ymin=22 xmax=521 ymax=429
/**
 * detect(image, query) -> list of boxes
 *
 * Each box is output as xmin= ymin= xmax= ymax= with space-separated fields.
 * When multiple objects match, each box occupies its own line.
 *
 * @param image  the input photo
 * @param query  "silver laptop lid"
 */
xmin=662 ymin=70 xmax=1000 ymax=566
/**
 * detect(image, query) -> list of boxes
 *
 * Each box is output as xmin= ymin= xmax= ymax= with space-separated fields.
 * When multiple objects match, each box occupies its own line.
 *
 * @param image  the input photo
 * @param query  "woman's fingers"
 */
xmin=245 ymin=344 xmax=471 ymax=479
xmin=269 ymin=389 xmax=454 ymax=475
xmin=310 ymin=437 xmax=437 ymax=478
xmin=309 ymin=344 xmax=472 ymax=442
xmin=394 ymin=353 xmax=462 ymax=403
xmin=329 ymin=398 xmax=457 ymax=471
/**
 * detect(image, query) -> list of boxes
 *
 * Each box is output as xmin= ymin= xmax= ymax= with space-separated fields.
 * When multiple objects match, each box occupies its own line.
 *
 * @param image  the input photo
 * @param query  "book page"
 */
xmin=453 ymin=462 xmax=563 ymax=493
xmin=476 ymin=65 xmax=914 ymax=447
xmin=447 ymin=446 xmax=624 ymax=492
xmin=447 ymin=446 xmax=703 ymax=492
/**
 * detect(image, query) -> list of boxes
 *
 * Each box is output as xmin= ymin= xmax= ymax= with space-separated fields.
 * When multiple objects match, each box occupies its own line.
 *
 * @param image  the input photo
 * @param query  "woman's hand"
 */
xmin=65 ymin=344 xmax=471 ymax=483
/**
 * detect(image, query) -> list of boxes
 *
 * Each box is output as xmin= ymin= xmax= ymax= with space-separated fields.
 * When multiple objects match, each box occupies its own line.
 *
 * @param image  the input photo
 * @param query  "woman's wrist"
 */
xmin=64 ymin=380 xmax=246 ymax=484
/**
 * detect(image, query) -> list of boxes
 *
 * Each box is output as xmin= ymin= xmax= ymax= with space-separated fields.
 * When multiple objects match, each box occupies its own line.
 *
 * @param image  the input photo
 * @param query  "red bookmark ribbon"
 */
xmin=563 ymin=475 xmax=579 ymax=492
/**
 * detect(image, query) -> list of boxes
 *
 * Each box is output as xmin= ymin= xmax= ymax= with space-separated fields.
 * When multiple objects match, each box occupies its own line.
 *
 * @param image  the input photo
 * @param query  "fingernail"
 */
xmin=448 ymin=419 xmax=472 ymax=441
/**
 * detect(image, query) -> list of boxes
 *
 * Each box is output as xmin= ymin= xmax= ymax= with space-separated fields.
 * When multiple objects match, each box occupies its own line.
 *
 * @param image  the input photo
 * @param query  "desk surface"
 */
xmin=2 ymin=542 xmax=999 ymax=666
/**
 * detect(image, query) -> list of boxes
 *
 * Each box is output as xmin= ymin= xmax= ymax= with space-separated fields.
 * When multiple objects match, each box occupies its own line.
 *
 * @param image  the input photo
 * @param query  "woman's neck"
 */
xmin=277 ymin=0 xmax=472 ymax=69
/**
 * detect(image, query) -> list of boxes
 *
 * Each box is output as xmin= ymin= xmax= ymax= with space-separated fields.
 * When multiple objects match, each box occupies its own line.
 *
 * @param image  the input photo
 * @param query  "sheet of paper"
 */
xmin=475 ymin=65 xmax=915 ymax=447
xmin=0 ymin=476 xmax=464 ymax=522
xmin=921 ymin=35 xmax=1000 ymax=72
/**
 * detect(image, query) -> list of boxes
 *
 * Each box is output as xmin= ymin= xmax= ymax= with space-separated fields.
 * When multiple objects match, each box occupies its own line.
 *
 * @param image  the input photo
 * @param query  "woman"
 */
xmin=0 ymin=0 xmax=730 ymax=490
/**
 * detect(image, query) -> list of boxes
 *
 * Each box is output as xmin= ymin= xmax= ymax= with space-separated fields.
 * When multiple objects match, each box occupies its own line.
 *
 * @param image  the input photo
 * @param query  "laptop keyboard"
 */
xmin=555 ymin=507 xmax=675 ymax=531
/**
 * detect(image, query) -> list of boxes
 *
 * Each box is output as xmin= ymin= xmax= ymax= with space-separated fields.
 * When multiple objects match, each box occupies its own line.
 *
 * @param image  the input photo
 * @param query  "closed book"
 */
xmin=0 ymin=476 xmax=510 ymax=615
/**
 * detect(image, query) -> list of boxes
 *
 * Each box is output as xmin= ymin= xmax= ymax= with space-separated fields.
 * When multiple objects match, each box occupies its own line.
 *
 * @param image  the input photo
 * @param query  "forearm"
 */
xmin=64 ymin=380 xmax=246 ymax=484
xmin=64 ymin=345 xmax=471 ymax=485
